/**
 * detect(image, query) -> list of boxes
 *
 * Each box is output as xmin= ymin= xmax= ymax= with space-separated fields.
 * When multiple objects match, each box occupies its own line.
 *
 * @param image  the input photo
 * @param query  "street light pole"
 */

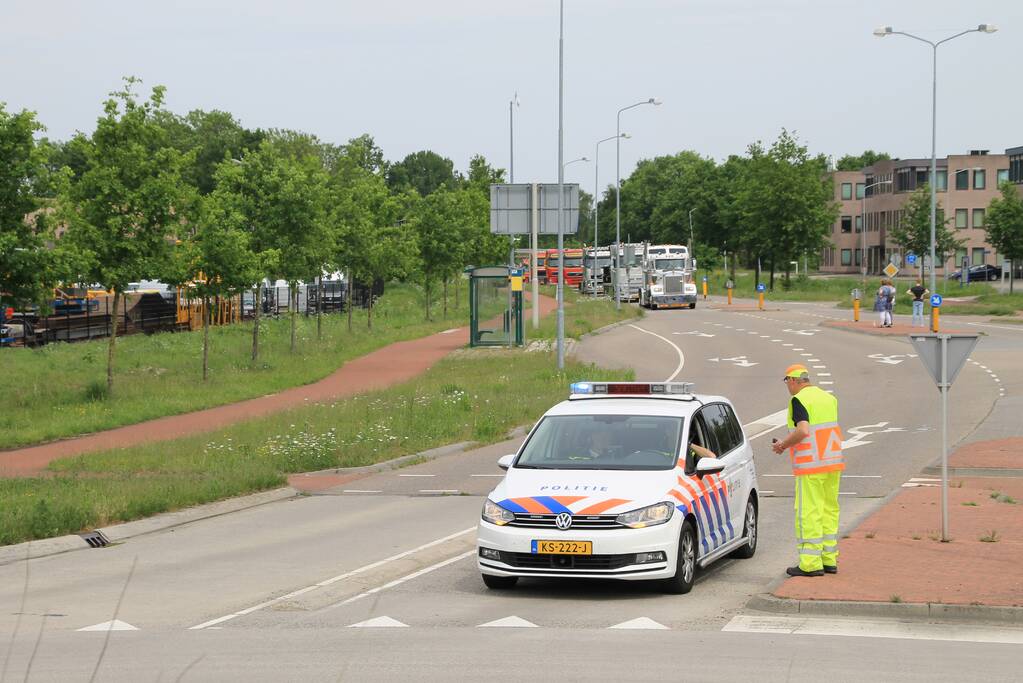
xmin=556 ymin=0 xmax=565 ymax=369
xmin=593 ymin=133 xmax=628 ymax=298
xmin=615 ymin=97 xmax=661 ymax=309
xmin=860 ymin=179 xmax=892 ymax=289
xmin=874 ymin=23 xmax=997 ymax=294
xmin=688 ymin=207 xmax=696 ymax=267
xmin=508 ymin=93 xmax=519 ymax=348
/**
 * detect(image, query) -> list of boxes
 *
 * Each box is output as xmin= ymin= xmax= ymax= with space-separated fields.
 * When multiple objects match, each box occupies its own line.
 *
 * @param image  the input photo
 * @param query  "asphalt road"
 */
xmin=3 ymin=298 xmax=1022 ymax=681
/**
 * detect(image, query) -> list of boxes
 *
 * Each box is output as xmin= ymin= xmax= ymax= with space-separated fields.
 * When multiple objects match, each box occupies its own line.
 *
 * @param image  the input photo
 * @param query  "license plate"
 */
xmin=531 ymin=540 xmax=592 ymax=555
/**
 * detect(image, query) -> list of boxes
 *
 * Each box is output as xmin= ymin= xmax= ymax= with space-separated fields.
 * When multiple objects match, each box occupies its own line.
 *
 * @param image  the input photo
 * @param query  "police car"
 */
xmin=477 ymin=381 xmax=759 ymax=594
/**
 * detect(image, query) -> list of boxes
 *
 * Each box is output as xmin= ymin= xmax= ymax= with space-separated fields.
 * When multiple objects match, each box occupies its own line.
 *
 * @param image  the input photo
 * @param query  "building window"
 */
xmin=855 ymin=183 xmax=865 ymax=199
xmin=973 ymin=208 xmax=985 ymax=228
xmin=855 ymin=215 xmax=863 ymax=233
xmin=841 ymin=216 xmax=852 ymax=233
xmin=997 ymin=169 xmax=1009 ymax=185
xmin=974 ymin=169 xmax=986 ymax=190
xmin=841 ymin=183 xmax=852 ymax=200
xmin=855 ymin=249 xmax=862 ymax=266
xmin=1011 ymin=155 xmax=1023 ymax=183
xmin=896 ymin=168 xmax=913 ymax=193
xmin=956 ymin=248 xmax=968 ymax=268
xmin=955 ymin=208 xmax=968 ymax=229
xmin=936 ymin=169 xmax=947 ymax=191
xmin=841 ymin=249 xmax=852 ymax=266
xmin=972 ymin=248 xmax=985 ymax=266
xmin=955 ymin=169 xmax=969 ymax=190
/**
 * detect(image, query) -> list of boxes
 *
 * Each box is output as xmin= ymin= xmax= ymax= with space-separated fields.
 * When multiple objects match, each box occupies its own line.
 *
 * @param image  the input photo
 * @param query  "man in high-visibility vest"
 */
xmin=771 ymin=364 xmax=844 ymax=577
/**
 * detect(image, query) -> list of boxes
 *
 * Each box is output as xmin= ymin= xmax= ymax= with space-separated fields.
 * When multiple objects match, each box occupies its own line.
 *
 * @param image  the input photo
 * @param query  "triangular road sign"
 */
xmin=909 ymin=334 xmax=980 ymax=389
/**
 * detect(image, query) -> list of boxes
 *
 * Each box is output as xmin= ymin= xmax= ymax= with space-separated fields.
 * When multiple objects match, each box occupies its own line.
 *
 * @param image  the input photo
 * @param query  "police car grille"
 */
xmin=508 ymin=514 xmax=623 ymax=529
xmin=504 ymin=553 xmax=637 ymax=570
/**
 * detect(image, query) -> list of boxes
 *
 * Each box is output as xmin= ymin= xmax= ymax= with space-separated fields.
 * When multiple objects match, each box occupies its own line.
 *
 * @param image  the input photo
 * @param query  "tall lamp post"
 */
xmin=688 ymin=208 xmax=696 ymax=267
xmin=555 ymin=154 xmax=589 ymax=368
xmin=860 ymin=179 xmax=892 ymax=289
xmin=507 ymin=92 xmax=520 ymax=347
xmin=615 ymin=97 xmax=661 ymax=309
xmin=593 ymin=133 xmax=629 ymax=298
xmin=874 ymin=23 xmax=997 ymax=294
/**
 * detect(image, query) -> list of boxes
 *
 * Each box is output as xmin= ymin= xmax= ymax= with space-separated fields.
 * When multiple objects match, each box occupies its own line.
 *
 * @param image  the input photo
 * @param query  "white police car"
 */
xmin=477 ymin=382 xmax=759 ymax=593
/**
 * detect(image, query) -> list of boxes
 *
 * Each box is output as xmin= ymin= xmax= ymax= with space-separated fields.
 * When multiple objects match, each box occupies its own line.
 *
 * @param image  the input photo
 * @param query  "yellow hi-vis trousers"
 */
xmin=794 ymin=470 xmax=841 ymax=572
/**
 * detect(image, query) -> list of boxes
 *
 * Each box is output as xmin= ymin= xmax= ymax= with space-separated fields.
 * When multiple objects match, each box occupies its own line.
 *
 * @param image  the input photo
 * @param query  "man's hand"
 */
xmin=771 ymin=438 xmax=786 ymax=455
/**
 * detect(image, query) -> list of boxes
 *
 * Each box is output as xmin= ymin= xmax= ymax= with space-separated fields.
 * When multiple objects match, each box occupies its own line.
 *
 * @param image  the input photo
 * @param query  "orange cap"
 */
xmin=784 ymin=364 xmax=809 ymax=379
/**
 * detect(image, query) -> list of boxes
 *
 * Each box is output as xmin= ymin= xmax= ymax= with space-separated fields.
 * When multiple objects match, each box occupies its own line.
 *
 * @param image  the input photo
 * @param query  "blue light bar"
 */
xmin=569 ymin=381 xmax=694 ymax=397
xmin=570 ymin=382 xmax=593 ymax=394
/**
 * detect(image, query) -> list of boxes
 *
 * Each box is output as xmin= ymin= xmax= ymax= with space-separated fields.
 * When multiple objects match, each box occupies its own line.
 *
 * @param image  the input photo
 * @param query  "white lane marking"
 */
xmin=722 ymin=614 xmax=1023 ymax=644
xmin=819 ymin=381 xmax=834 ymax=385
xmin=471 ymin=474 xmax=505 ymax=477
xmin=838 ymin=492 xmax=858 ymax=496
xmin=419 ymin=489 xmax=460 ymax=494
xmin=349 ymin=616 xmax=408 ymax=628
xmin=742 ymin=410 xmax=789 ymax=440
xmin=759 ymin=335 xmax=771 ymax=338
xmin=342 ymin=490 xmax=383 ymax=493
xmin=793 ymin=348 xmax=804 ymax=351
xmin=759 ymin=490 xmax=776 ymax=494
xmin=673 ymin=331 xmax=714 ymax=338
xmin=609 ymin=617 xmax=669 ymax=630
xmin=479 ymin=616 xmax=539 ymax=628
xmin=78 ymin=620 xmax=138 ymax=632
xmin=801 ymin=353 xmax=813 ymax=357
xmin=967 ymin=322 xmax=1023 ymax=332
xmin=817 ymin=373 xmax=832 ymax=377
xmin=909 ymin=477 xmax=941 ymax=482
xmin=398 ymin=474 xmax=436 ymax=477
xmin=807 ymin=358 xmax=820 ymax=362
xmin=783 ymin=343 xmax=794 ymax=347
xmin=188 ymin=527 xmax=475 ymax=629
xmin=812 ymin=365 xmax=827 ymax=369
xmin=628 ymin=324 xmax=685 ymax=382
xmin=330 ymin=550 xmax=475 ymax=609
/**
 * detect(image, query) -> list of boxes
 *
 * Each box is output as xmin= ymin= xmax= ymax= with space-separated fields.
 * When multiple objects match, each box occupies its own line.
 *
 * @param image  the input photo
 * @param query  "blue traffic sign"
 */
xmin=756 ymin=283 xmax=766 ymax=292
xmin=907 ymin=253 xmax=917 ymax=265
xmin=702 ymin=276 xmax=708 ymax=282
xmin=930 ymin=294 xmax=943 ymax=307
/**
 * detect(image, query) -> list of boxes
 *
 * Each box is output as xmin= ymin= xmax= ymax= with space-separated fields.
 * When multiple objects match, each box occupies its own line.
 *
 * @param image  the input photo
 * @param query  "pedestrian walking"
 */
xmin=874 ymin=278 xmax=896 ymax=327
xmin=771 ymin=364 xmax=844 ymax=577
xmin=906 ymin=280 xmax=929 ymax=327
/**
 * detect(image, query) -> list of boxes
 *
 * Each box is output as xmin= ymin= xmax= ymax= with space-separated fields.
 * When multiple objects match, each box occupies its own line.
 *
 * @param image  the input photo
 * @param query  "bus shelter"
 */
xmin=467 ymin=266 xmax=523 ymax=347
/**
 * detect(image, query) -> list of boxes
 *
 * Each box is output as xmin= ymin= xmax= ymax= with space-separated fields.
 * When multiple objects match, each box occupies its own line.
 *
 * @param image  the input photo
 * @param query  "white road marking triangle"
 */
xmin=478 ymin=616 xmax=538 ymax=628
xmin=348 ymin=616 xmax=409 ymax=628
xmin=609 ymin=617 xmax=669 ymax=630
xmin=77 ymin=620 xmax=138 ymax=632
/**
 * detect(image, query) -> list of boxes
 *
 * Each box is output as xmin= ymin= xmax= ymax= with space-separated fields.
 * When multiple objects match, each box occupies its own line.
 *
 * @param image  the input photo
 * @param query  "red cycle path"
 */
xmin=1 ymin=294 xmax=556 ymax=477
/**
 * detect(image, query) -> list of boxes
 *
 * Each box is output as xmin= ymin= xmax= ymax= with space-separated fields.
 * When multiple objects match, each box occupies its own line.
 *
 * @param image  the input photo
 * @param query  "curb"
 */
xmin=747 ymin=593 xmax=1023 ymax=624
xmin=0 ymin=487 xmax=298 ymax=567
xmin=293 ymin=441 xmax=478 ymax=480
xmin=576 ymin=316 xmax=641 ymax=342
xmin=921 ymin=466 xmax=1023 ymax=478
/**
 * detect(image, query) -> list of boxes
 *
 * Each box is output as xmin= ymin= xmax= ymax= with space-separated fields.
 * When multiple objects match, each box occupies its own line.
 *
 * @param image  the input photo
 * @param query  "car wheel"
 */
xmin=689 ymin=302 xmax=696 ymax=309
xmin=482 ymin=574 xmax=518 ymax=590
xmin=663 ymin=519 xmax=697 ymax=594
xmin=731 ymin=495 xmax=758 ymax=559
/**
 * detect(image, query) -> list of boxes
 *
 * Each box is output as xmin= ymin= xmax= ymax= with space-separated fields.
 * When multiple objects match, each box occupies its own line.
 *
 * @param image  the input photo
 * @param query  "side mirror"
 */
xmin=692 ymin=259 xmax=697 ymax=270
xmin=695 ymin=458 xmax=725 ymax=477
xmin=497 ymin=454 xmax=516 ymax=471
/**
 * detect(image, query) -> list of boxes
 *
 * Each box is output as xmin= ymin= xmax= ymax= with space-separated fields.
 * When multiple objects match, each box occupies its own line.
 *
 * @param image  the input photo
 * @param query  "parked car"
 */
xmin=946 ymin=264 xmax=1002 ymax=282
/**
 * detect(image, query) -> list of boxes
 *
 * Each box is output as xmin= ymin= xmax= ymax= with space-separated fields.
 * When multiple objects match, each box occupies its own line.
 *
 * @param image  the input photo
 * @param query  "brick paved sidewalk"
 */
xmin=822 ymin=319 xmax=968 ymax=336
xmin=774 ymin=436 xmax=1023 ymax=608
xmin=0 ymin=294 xmax=557 ymax=477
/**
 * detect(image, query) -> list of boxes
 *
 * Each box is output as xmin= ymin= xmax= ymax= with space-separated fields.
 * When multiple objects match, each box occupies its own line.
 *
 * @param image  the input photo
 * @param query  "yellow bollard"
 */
xmin=931 ymin=307 xmax=940 ymax=333
xmin=727 ymin=288 xmax=733 ymax=305
xmin=853 ymin=298 xmax=860 ymax=322
xmin=702 ymin=280 xmax=708 ymax=299
xmin=758 ymin=292 xmax=765 ymax=311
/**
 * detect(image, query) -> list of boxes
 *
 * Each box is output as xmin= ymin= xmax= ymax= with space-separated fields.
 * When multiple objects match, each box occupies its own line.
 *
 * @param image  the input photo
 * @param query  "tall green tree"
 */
xmin=835 ymin=150 xmax=890 ymax=171
xmin=0 ymin=105 xmax=70 ymax=313
xmin=387 ymin=150 xmax=456 ymax=196
xmin=62 ymin=79 xmax=191 ymax=394
xmin=155 ymin=109 xmax=264 ymax=195
xmin=890 ymin=185 xmax=964 ymax=281
xmin=985 ymin=182 xmax=1023 ymax=293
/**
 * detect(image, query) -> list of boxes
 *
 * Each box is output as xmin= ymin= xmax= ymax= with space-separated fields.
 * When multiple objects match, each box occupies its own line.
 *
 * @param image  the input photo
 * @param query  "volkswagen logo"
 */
xmin=555 ymin=512 xmax=573 ymax=530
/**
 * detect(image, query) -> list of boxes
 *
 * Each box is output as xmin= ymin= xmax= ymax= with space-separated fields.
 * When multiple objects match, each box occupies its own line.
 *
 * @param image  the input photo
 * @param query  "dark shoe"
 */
xmin=823 ymin=565 xmax=838 ymax=574
xmin=786 ymin=566 xmax=824 ymax=577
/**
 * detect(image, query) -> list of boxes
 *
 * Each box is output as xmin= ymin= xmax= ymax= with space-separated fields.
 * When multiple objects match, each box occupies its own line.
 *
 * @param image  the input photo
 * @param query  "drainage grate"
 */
xmin=79 ymin=530 xmax=111 ymax=548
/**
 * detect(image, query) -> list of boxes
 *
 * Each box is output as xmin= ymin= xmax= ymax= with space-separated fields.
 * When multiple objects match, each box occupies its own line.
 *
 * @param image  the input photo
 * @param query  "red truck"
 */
xmin=545 ymin=248 xmax=584 ymax=286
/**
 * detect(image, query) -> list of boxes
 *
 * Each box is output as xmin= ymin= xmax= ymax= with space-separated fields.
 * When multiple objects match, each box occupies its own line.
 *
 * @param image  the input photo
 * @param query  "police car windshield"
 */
xmin=516 ymin=414 xmax=682 ymax=470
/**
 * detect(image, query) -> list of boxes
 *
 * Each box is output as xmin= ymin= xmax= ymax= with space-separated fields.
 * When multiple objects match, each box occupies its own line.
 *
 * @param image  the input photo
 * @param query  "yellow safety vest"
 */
xmin=786 ymin=385 xmax=844 ymax=476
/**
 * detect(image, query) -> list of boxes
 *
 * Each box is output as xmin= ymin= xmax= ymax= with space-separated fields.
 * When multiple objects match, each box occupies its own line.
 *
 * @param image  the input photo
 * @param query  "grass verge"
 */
xmin=2 ymin=282 xmax=477 ymax=448
xmin=533 ymin=286 xmax=643 ymax=341
xmin=0 ymin=351 xmax=630 ymax=546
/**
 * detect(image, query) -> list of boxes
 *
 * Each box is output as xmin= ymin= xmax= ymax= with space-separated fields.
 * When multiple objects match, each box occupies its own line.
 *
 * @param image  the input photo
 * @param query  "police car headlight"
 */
xmin=616 ymin=502 xmax=674 ymax=529
xmin=482 ymin=499 xmax=515 ymax=526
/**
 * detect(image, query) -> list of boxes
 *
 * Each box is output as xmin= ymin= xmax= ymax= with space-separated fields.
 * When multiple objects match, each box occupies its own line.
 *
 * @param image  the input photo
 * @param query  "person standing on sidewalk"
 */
xmin=874 ymin=279 xmax=896 ymax=327
xmin=906 ymin=280 xmax=929 ymax=327
xmin=771 ymin=364 xmax=845 ymax=577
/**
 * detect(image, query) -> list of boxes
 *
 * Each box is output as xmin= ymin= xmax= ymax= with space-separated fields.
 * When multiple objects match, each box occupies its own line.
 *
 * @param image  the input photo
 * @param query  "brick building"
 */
xmin=821 ymin=148 xmax=1019 ymax=276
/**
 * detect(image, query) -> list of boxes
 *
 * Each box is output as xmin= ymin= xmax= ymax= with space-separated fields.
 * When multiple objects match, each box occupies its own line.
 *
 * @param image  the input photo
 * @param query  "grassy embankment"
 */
xmin=532 ymin=284 xmax=643 ymax=340
xmin=0 ymin=288 xmax=640 ymax=545
xmin=2 ymin=283 xmax=481 ymax=448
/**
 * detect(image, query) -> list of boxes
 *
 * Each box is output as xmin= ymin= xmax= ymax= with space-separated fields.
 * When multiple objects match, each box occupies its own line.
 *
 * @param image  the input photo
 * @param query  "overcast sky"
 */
xmin=2 ymin=0 xmax=1018 ymax=195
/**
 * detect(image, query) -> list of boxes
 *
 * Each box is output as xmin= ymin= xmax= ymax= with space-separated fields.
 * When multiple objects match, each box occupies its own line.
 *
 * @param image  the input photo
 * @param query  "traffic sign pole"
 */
xmin=941 ymin=335 xmax=949 ymax=541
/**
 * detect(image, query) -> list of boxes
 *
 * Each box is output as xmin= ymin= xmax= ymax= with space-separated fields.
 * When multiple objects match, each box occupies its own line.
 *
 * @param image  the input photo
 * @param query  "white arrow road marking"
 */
xmin=349 ymin=616 xmax=408 ymax=628
xmin=783 ymin=329 xmax=817 ymax=336
xmin=743 ymin=410 xmax=789 ymax=440
xmin=672 ymin=331 xmax=714 ymax=337
xmin=629 ymin=324 xmax=685 ymax=381
xmin=869 ymin=353 xmax=907 ymax=365
xmin=78 ymin=620 xmax=138 ymax=632
xmin=610 ymin=617 xmax=669 ymax=630
xmin=479 ymin=616 xmax=538 ymax=628
xmin=842 ymin=422 xmax=906 ymax=450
